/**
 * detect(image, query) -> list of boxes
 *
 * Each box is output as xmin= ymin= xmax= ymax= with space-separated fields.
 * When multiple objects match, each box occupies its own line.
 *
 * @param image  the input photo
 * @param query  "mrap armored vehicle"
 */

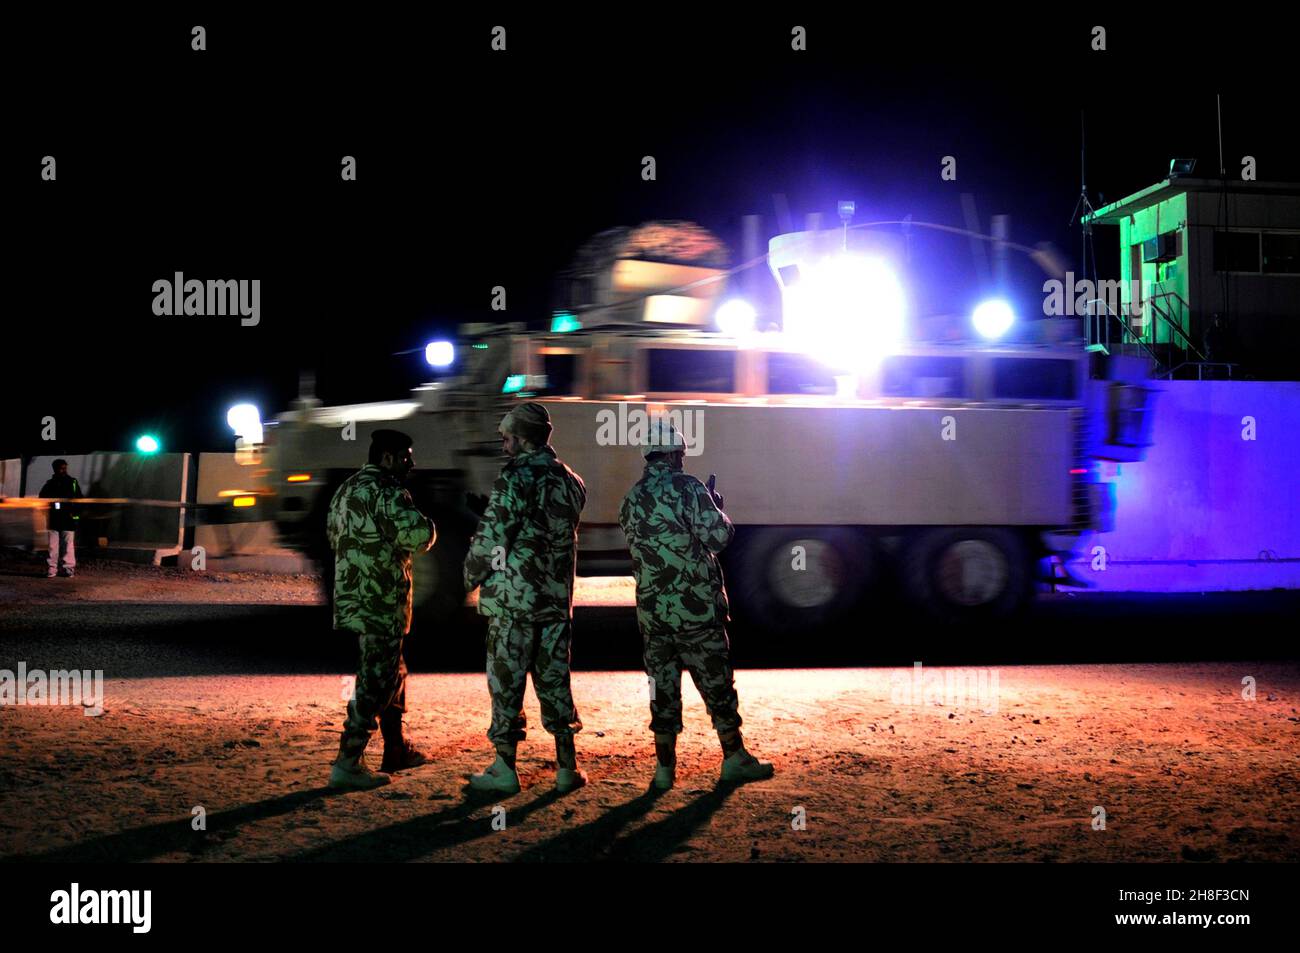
xmin=240 ymin=220 xmax=1156 ymax=628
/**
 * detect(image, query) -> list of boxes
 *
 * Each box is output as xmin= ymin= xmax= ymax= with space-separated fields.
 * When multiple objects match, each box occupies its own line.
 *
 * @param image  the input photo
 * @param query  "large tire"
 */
xmin=726 ymin=525 xmax=873 ymax=632
xmin=901 ymin=527 xmax=1032 ymax=622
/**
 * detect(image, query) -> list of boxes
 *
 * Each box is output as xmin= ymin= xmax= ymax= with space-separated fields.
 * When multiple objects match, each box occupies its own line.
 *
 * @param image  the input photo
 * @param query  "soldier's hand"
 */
xmin=465 ymin=492 xmax=490 ymax=517
xmin=711 ymin=490 xmax=725 ymax=510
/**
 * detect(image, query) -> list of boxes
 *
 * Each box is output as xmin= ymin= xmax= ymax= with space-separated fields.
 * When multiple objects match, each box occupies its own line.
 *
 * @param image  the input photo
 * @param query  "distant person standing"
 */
xmin=1203 ymin=313 xmax=1227 ymax=378
xmin=40 ymin=459 xmax=81 ymax=578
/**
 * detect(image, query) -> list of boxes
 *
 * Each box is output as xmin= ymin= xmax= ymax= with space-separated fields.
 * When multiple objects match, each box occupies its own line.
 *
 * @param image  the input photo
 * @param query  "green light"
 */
xmin=502 ymin=375 xmax=527 ymax=394
xmin=550 ymin=312 xmax=582 ymax=333
xmin=471 ymin=343 xmax=489 ymax=349
xmin=136 ymin=435 xmax=160 ymax=453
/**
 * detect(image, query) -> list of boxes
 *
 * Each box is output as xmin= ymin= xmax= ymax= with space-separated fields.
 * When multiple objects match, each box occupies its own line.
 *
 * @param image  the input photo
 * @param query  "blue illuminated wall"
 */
xmin=1070 ymin=381 xmax=1300 ymax=591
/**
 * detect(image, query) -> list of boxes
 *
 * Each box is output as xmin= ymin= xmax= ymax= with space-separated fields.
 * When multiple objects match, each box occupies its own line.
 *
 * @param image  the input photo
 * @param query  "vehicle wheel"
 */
xmin=902 ymin=527 xmax=1031 ymax=621
xmin=727 ymin=526 xmax=873 ymax=631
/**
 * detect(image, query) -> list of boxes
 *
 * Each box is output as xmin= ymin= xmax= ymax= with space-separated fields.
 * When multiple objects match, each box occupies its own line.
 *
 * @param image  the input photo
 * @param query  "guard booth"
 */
xmin=1082 ymin=175 xmax=1300 ymax=379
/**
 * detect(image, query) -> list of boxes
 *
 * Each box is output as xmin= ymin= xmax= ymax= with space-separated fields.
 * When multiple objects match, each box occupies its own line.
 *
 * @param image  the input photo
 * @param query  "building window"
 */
xmin=1213 ymin=231 xmax=1261 ymax=273
xmin=646 ymin=349 xmax=735 ymax=393
xmin=881 ymin=356 xmax=968 ymax=398
xmin=991 ymin=359 xmax=1077 ymax=401
xmin=767 ymin=352 xmax=838 ymax=395
xmin=1263 ymin=233 xmax=1300 ymax=274
xmin=540 ymin=353 xmax=578 ymax=395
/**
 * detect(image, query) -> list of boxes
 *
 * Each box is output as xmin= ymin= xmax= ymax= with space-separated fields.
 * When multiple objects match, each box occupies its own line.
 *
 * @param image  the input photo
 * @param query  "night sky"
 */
xmin=7 ymin=12 xmax=1295 ymax=457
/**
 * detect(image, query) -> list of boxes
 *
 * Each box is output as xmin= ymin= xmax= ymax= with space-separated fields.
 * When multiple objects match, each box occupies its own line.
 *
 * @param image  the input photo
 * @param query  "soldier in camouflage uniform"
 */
xmin=463 ymin=402 xmax=588 ymax=794
xmin=618 ymin=419 xmax=774 ymax=789
xmin=326 ymin=429 xmax=437 ymax=790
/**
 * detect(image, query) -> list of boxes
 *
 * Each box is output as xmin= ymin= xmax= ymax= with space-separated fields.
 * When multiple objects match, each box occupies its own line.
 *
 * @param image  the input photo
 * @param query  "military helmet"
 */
xmin=641 ymin=417 xmax=687 ymax=458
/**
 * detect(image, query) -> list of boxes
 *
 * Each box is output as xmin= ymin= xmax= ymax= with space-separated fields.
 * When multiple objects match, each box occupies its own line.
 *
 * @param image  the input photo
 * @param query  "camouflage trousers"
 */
xmin=643 ymin=624 xmax=741 ymax=736
xmin=485 ymin=617 xmax=582 ymax=747
xmin=339 ymin=629 xmax=407 ymax=760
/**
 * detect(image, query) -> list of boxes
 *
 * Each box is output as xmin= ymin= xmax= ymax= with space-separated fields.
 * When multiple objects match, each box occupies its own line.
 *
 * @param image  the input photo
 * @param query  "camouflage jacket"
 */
xmin=327 ymin=464 xmax=435 ymax=636
xmin=618 ymin=460 xmax=734 ymax=637
xmin=464 ymin=446 xmax=586 ymax=621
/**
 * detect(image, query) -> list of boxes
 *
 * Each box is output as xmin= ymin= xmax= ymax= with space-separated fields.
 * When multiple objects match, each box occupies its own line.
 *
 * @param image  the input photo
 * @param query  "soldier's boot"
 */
xmin=652 ymin=733 xmax=677 ymax=790
xmin=718 ymin=729 xmax=775 ymax=783
xmin=329 ymin=736 xmax=391 ymax=791
xmin=469 ymin=745 xmax=521 ymax=794
xmin=554 ymin=734 xmax=587 ymax=793
xmin=378 ymin=709 xmax=430 ymax=773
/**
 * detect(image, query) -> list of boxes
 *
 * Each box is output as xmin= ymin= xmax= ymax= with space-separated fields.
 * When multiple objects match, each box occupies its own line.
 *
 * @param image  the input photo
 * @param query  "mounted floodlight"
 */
xmin=837 ymin=200 xmax=856 ymax=251
xmin=226 ymin=403 xmax=264 ymax=446
xmin=135 ymin=434 xmax=160 ymax=454
xmin=715 ymin=299 xmax=756 ymax=337
xmin=1169 ymin=158 xmax=1197 ymax=178
xmin=425 ymin=340 xmax=455 ymax=368
xmin=972 ymin=299 xmax=1016 ymax=340
xmin=782 ymin=254 xmax=906 ymax=372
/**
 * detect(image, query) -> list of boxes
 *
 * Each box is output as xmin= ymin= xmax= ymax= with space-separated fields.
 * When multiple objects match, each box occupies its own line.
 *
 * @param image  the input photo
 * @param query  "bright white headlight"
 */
xmin=783 ymin=255 xmax=906 ymax=371
xmin=425 ymin=340 xmax=455 ymax=367
xmin=716 ymin=299 xmax=757 ymax=337
xmin=226 ymin=403 xmax=263 ymax=445
xmin=972 ymin=299 xmax=1015 ymax=339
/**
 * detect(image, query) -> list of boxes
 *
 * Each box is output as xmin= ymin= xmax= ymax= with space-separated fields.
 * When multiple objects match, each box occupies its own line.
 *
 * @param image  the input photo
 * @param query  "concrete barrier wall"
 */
xmin=0 ymin=458 xmax=33 ymax=548
xmin=4 ymin=452 xmax=284 ymax=559
xmin=22 ymin=453 xmax=189 ymax=549
xmin=1073 ymin=381 xmax=1300 ymax=591
xmin=1 ymin=459 xmax=21 ymax=498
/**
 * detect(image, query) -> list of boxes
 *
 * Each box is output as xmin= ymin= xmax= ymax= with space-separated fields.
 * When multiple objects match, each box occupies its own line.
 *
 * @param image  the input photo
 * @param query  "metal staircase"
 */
xmin=1084 ymin=298 xmax=1162 ymax=371
xmin=1086 ymin=289 xmax=1232 ymax=379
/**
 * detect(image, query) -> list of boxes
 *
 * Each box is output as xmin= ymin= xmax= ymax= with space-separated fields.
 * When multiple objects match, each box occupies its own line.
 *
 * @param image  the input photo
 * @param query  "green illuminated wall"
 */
xmin=1114 ymin=193 xmax=1191 ymax=350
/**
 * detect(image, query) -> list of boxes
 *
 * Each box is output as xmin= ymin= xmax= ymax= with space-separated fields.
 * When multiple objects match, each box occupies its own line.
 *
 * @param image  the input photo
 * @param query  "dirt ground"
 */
xmin=0 ymin=553 xmax=635 ymax=608
xmin=0 ymin=555 xmax=324 ymax=606
xmin=2 ymin=663 xmax=1297 ymax=862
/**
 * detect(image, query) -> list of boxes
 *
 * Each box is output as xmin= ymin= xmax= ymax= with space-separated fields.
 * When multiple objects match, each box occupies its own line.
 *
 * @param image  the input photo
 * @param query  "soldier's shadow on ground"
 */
xmin=284 ymin=785 xmax=563 ymax=862
xmin=516 ymin=781 xmax=741 ymax=863
xmin=6 ymin=787 xmax=341 ymax=863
